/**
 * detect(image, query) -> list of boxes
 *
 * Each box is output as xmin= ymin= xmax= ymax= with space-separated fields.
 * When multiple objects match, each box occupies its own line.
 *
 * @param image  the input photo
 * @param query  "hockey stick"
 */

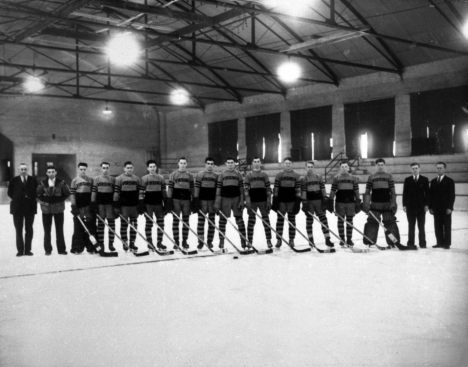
xmin=249 ymin=208 xmax=311 ymax=253
xmin=204 ymin=211 xmax=254 ymax=255
xmin=217 ymin=210 xmax=272 ymax=255
xmin=275 ymin=211 xmax=321 ymax=253
xmin=333 ymin=212 xmax=389 ymax=251
xmin=292 ymin=211 xmax=337 ymax=253
xmin=196 ymin=210 xmax=229 ymax=254
xmin=200 ymin=210 xmax=253 ymax=255
xmin=118 ymin=215 xmax=151 ymax=256
xmin=96 ymin=214 xmax=129 ymax=252
xmin=149 ymin=211 xmax=195 ymax=255
xmin=368 ymin=211 xmax=408 ymax=251
xmin=314 ymin=211 xmax=369 ymax=253
xmin=77 ymin=215 xmax=118 ymax=257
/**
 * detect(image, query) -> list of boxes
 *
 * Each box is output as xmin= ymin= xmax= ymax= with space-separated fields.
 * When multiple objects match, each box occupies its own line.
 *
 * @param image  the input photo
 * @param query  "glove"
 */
xmin=355 ymin=199 xmax=362 ymax=215
xmin=301 ymin=200 xmax=309 ymax=214
xmin=165 ymin=198 xmax=174 ymax=213
xmin=245 ymin=198 xmax=252 ymax=211
xmin=323 ymin=196 xmax=333 ymax=213
xmin=90 ymin=202 xmax=98 ymax=215
xmin=360 ymin=201 xmax=370 ymax=214
xmin=191 ymin=197 xmax=200 ymax=214
xmin=266 ymin=199 xmax=272 ymax=213
xmin=293 ymin=197 xmax=301 ymax=215
xmin=113 ymin=201 xmax=121 ymax=216
xmin=71 ymin=204 xmax=79 ymax=217
xmin=237 ymin=201 xmax=244 ymax=211
xmin=390 ymin=201 xmax=397 ymax=215
xmin=214 ymin=196 xmax=221 ymax=214
xmin=271 ymin=196 xmax=279 ymax=212
xmin=162 ymin=198 xmax=170 ymax=215
xmin=138 ymin=199 xmax=146 ymax=215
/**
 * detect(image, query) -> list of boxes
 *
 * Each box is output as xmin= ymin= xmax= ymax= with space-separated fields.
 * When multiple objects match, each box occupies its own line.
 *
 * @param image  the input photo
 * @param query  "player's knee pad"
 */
xmin=363 ymin=222 xmax=379 ymax=244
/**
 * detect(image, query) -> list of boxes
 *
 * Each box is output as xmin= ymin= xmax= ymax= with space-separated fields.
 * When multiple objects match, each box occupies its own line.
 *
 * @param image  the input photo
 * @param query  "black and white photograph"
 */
xmin=0 ymin=1 xmax=467 ymax=366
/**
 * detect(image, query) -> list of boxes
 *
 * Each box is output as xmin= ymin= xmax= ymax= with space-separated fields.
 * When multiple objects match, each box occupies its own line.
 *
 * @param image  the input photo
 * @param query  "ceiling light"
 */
xmin=103 ymin=102 xmax=112 ymax=115
xmin=268 ymin=0 xmax=312 ymax=16
xmin=463 ymin=21 xmax=468 ymax=39
xmin=171 ymin=89 xmax=190 ymax=105
xmin=106 ymin=33 xmax=141 ymax=66
xmin=24 ymin=76 xmax=44 ymax=93
xmin=277 ymin=61 xmax=301 ymax=82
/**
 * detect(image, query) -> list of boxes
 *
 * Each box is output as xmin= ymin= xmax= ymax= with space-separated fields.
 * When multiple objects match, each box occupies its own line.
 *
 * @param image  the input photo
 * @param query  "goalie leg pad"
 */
xmin=382 ymin=210 xmax=396 ymax=223
xmin=363 ymin=222 xmax=379 ymax=244
xmin=383 ymin=220 xmax=401 ymax=247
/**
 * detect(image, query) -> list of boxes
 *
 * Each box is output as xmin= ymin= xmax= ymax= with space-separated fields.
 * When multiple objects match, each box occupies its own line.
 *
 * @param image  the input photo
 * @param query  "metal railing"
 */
xmin=324 ymin=152 xmax=360 ymax=182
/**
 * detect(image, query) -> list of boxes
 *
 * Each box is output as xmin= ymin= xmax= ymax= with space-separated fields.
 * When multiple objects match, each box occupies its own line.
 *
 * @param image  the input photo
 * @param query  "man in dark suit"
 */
xmin=429 ymin=162 xmax=455 ymax=249
xmin=37 ymin=166 xmax=71 ymax=255
xmin=8 ymin=163 xmax=38 ymax=257
xmin=403 ymin=163 xmax=429 ymax=249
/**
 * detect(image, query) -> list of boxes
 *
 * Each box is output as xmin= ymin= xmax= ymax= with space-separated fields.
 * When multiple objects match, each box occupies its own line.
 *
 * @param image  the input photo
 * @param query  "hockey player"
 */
xmin=193 ymin=157 xmax=218 ymax=250
xmin=361 ymin=158 xmax=400 ymax=247
xmin=301 ymin=161 xmax=334 ymax=247
xmin=91 ymin=162 xmax=116 ymax=251
xmin=214 ymin=156 xmax=248 ymax=249
xmin=113 ymin=161 xmax=143 ymax=252
xmin=167 ymin=157 xmax=195 ymax=249
xmin=70 ymin=162 xmax=96 ymax=254
xmin=272 ymin=157 xmax=302 ymax=248
xmin=329 ymin=160 xmax=360 ymax=246
xmin=244 ymin=157 xmax=273 ymax=248
xmin=140 ymin=160 xmax=167 ymax=251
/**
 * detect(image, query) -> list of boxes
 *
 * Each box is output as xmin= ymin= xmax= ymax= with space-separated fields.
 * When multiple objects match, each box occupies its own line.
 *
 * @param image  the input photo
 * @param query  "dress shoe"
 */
xmin=25 ymin=252 xmax=33 ymax=256
xmin=419 ymin=244 xmax=426 ymax=248
xmin=407 ymin=244 xmax=418 ymax=250
xmin=432 ymin=244 xmax=445 ymax=248
xmin=443 ymin=246 xmax=451 ymax=249
xmin=58 ymin=251 xmax=68 ymax=255
xmin=16 ymin=253 xmax=23 ymax=257
xmin=45 ymin=252 xmax=51 ymax=256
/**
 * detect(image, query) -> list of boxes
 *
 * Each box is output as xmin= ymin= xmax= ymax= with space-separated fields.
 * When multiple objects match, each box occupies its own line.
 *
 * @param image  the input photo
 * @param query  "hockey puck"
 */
xmin=233 ymin=256 xmax=238 ymax=259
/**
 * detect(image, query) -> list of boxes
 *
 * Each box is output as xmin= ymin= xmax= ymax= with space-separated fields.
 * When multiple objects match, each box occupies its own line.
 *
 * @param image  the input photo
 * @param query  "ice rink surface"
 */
xmin=1 ymin=203 xmax=467 ymax=367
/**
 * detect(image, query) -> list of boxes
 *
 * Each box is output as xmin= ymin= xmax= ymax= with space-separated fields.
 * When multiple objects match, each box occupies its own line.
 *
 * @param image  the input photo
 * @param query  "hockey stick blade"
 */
xmin=99 ymin=251 xmax=118 ymax=257
xmin=147 ymin=242 xmax=175 ymax=256
xmin=174 ymin=245 xmax=198 ymax=256
xmin=133 ymin=251 xmax=150 ymax=257
xmin=310 ymin=244 xmax=336 ymax=253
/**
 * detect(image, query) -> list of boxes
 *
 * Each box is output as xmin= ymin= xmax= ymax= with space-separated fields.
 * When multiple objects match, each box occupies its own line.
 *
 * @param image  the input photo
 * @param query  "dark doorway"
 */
xmin=32 ymin=154 xmax=76 ymax=186
xmin=0 ymin=134 xmax=13 ymax=182
xmin=208 ymin=119 xmax=238 ymax=165
xmin=246 ymin=113 xmax=281 ymax=164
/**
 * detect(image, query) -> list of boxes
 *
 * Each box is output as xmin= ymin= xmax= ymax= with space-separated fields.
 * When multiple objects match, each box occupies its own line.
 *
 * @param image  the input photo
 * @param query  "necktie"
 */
xmin=437 ymin=177 xmax=440 ymax=184
xmin=414 ymin=176 xmax=417 ymax=183
xmin=22 ymin=176 xmax=26 ymax=185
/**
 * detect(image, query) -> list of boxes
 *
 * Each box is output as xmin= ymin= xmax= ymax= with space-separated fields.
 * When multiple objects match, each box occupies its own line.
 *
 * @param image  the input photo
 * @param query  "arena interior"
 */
xmin=0 ymin=1 xmax=468 ymax=366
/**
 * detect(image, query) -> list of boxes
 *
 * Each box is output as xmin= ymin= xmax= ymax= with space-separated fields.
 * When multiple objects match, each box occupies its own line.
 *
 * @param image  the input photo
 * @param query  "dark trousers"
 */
xmin=13 ymin=212 xmax=35 ymax=254
xmin=42 ymin=213 xmax=66 ymax=253
xmin=406 ymin=210 xmax=426 ymax=246
xmin=434 ymin=211 xmax=452 ymax=247
xmin=71 ymin=216 xmax=95 ymax=253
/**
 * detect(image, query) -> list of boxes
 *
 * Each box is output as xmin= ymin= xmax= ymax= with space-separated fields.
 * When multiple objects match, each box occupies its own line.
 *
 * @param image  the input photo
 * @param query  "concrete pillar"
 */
xmin=238 ymin=116 xmax=247 ymax=158
xmin=332 ymin=103 xmax=345 ymax=157
xmin=395 ymin=94 xmax=411 ymax=157
xmin=280 ymin=110 xmax=291 ymax=161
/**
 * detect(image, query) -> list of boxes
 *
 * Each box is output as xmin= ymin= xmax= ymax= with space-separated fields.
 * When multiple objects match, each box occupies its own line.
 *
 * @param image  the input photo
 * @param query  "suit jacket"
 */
xmin=402 ymin=175 xmax=429 ymax=211
xmin=8 ymin=175 xmax=38 ymax=215
xmin=429 ymin=176 xmax=455 ymax=212
xmin=37 ymin=178 xmax=71 ymax=214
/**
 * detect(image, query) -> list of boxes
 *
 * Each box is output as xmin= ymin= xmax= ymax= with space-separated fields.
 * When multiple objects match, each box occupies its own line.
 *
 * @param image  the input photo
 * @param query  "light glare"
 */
xmin=106 ymin=33 xmax=140 ymax=66
xmin=24 ymin=76 xmax=44 ymax=93
xmin=171 ymin=89 xmax=189 ymax=105
xmin=277 ymin=61 xmax=301 ymax=82
xmin=463 ymin=21 xmax=468 ymax=39
xmin=268 ymin=0 xmax=311 ymax=16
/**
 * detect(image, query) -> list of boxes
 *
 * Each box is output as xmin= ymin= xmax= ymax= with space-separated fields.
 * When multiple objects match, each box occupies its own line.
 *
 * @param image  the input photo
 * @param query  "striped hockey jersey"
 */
xmin=366 ymin=171 xmax=394 ymax=203
xmin=168 ymin=170 xmax=194 ymax=200
xmin=244 ymin=170 xmax=271 ymax=202
xmin=70 ymin=175 xmax=93 ymax=208
xmin=274 ymin=170 xmax=301 ymax=202
xmin=114 ymin=173 xmax=142 ymax=207
xmin=195 ymin=170 xmax=218 ymax=201
xmin=301 ymin=173 xmax=325 ymax=201
xmin=216 ymin=169 xmax=243 ymax=198
xmin=139 ymin=173 xmax=166 ymax=205
xmin=331 ymin=172 xmax=359 ymax=203
xmin=91 ymin=174 xmax=115 ymax=205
